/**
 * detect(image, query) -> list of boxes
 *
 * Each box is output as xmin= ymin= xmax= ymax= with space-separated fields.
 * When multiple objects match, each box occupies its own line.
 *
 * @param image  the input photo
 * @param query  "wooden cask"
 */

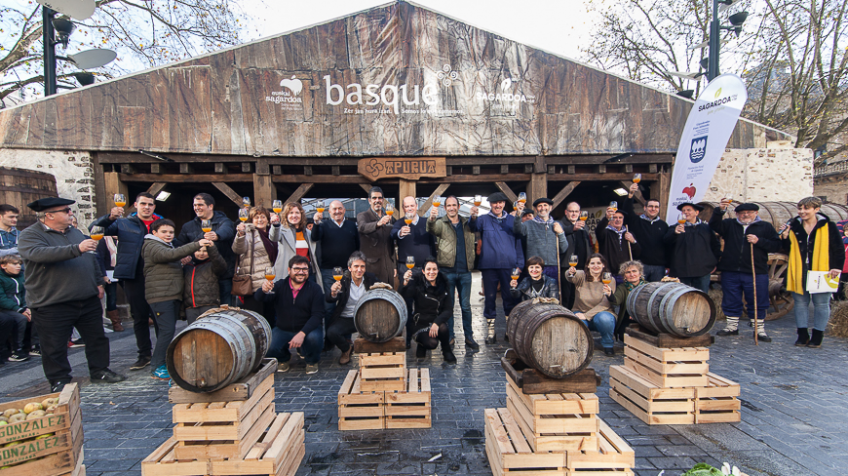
xmin=353 ymin=289 xmax=408 ymax=343
xmin=166 ymin=308 xmax=272 ymax=393
xmin=626 ymin=282 xmax=716 ymax=337
xmin=506 ymin=300 xmax=594 ymax=379
xmin=0 ymin=167 xmax=58 ymax=229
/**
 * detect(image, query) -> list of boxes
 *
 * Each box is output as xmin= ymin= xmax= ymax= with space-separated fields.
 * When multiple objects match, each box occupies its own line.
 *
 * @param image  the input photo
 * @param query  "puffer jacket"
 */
xmin=232 ymin=228 xmax=274 ymax=293
xmin=269 ymin=224 xmax=323 ymax=290
xmin=0 ymin=269 xmax=26 ymax=312
xmin=90 ymin=212 xmax=163 ymax=279
xmin=400 ymin=272 xmax=451 ymax=332
xmin=142 ymin=235 xmax=202 ymax=304
xmin=183 ymin=245 xmax=227 ymax=308
xmin=426 ymin=215 xmax=476 ymax=270
xmin=509 ymin=275 xmax=560 ymax=301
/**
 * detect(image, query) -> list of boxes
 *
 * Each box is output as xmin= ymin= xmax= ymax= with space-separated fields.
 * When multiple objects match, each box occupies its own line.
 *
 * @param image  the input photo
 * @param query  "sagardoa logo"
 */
xmin=476 ymin=76 xmax=534 ymax=109
xmin=690 ymin=136 xmax=707 ymax=163
xmin=266 ymin=75 xmax=303 ymax=108
xmin=323 ymin=75 xmax=439 ymax=114
xmin=715 ymin=88 xmax=722 ymax=99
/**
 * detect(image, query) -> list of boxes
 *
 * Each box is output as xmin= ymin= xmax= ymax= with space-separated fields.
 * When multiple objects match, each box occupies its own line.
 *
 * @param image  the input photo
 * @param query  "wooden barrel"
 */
xmin=353 ymin=288 xmax=408 ymax=343
xmin=626 ymin=282 xmax=716 ymax=337
xmin=166 ymin=308 xmax=272 ymax=393
xmin=699 ymin=201 xmax=848 ymax=229
xmin=0 ymin=167 xmax=58 ymax=229
xmin=506 ymin=300 xmax=594 ymax=379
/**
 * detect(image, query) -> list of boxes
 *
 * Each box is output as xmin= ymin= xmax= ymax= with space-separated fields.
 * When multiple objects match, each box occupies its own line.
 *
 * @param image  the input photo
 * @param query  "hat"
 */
xmin=27 ymin=197 xmax=75 ymax=212
xmin=676 ymin=202 xmax=704 ymax=212
xmin=521 ymin=210 xmax=534 ymax=217
xmin=734 ymin=203 xmax=759 ymax=212
xmin=533 ymin=198 xmax=553 ymax=207
xmin=487 ymin=192 xmax=509 ymax=203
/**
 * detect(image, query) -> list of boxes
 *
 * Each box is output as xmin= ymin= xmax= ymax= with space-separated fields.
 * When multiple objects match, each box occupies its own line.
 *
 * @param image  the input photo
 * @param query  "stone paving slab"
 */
xmin=2 ymin=274 xmax=847 ymax=476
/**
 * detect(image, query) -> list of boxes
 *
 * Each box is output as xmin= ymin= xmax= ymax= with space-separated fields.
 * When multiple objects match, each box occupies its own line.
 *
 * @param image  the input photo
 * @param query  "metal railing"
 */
xmin=814 ymin=161 xmax=848 ymax=177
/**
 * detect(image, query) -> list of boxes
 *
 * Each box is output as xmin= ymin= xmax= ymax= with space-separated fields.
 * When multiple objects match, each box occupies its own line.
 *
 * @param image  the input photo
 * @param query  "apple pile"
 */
xmin=0 ymin=398 xmax=63 ymax=469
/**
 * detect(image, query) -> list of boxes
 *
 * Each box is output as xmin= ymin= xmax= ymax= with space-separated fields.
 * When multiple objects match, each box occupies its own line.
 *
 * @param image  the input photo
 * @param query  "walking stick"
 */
xmin=556 ymin=231 xmax=563 ymax=300
xmin=626 ymin=225 xmax=633 ymax=260
xmin=751 ymin=242 xmax=758 ymax=346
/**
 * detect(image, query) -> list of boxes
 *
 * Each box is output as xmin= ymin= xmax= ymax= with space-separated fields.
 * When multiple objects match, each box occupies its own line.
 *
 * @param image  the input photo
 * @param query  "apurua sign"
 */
xmin=358 ymin=157 xmax=447 ymax=181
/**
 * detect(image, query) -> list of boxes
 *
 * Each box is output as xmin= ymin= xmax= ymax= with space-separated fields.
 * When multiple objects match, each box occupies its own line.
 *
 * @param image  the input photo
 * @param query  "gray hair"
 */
xmin=36 ymin=211 xmax=47 ymax=221
xmin=347 ymin=251 xmax=367 ymax=268
xmin=619 ymin=260 xmax=644 ymax=276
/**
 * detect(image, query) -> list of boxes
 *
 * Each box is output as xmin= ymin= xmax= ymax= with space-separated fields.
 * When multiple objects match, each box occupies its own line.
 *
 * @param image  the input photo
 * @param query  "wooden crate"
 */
xmin=504 ymin=375 xmax=599 ymax=452
xmin=168 ymin=358 xmax=276 ymax=404
xmin=566 ymin=420 xmax=635 ymax=474
xmin=485 ymin=408 xmax=567 ymax=476
xmin=358 ymin=352 xmax=406 ymax=392
xmin=385 ymin=368 xmax=431 ymax=429
xmin=170 ymin=373 xmax=276 ymax=459
xmin=609 ymin=366 xmax=740 ymax=425
xmin=142 ymin=412 xmax=304 ymax=476
xmin=0 ymin=382 xmax=80 ymax=445
xmin=623 ymin=334 xmax=709 ymax=388
xmin=338 ymin=369 xmax=384 ymax=430
xmin=0 ymin=384 xmax=84 ymax=476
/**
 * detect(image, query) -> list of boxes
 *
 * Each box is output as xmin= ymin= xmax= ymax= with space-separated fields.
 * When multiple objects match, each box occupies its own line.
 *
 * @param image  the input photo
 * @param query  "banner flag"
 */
xmin=665 ymin=74 xmax=748 ymax=220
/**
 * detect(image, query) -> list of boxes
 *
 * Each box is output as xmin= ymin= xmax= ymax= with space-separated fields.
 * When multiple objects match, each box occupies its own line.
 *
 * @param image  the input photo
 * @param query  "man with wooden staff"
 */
xmin=709 ymin=201 xmax=782 ymax=342
xmin=597 ymin=207 xmax=641 ymax=283
xmin=513 ymin=198 xmax=568 ymax=286
xmin=622 ymin=184 xmax=669 ymax=282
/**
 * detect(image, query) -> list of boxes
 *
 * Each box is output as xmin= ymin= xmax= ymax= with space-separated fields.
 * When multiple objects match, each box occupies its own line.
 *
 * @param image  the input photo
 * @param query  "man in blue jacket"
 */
xmin=90 ymin=192 xmax=161 ymax=371
xmin=469 ymin=192 xmax=524 ymax=344
xmin=177 ymin=193 xmax=236 ymax=306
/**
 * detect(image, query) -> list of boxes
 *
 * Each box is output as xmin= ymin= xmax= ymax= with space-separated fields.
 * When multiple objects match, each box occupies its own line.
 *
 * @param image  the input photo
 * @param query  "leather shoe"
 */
xmin=51 ymin=381 xmax=71 ymax=393
xmin=339 ymin=347 xmax=353 ymax=365
xmin=90 ymin=369 xmax=127 ymax=384
xmin=442 ymin=349 xmax=457 ymax=363
xmin=416 ymin=345 xmax=427 ymax=359
xmin=465 ymin=337 xmax=479 ymax=351
xmin=755 ymin=333 xmax=772 ymax=343
xmin=716 ymin=329 xmax=738 ymax=336
xmin=603 ymin=348 xmax=615 ymax=356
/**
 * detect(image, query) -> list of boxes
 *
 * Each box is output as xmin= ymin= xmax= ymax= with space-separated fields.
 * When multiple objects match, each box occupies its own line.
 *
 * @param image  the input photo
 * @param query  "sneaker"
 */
xmin=29 ymin=346 xmax=41 ymax=356
xmin=151 ymin=366 xmax=170 ymax=381
xmin=130 ymin=356 xmax=151 ymax=371
xmin=69 ymin=339 xmax=85 ymax=348
xmin=51 ymin=381 xmax=70 ymax=393
xmin=90 ymin=369 xmax=127 ymax=384
xmin=277 ymin=362 xmax=290 ymax=373
xmin=305 ymin=363 xmax=319 ymax=375
xmin=416 ymin=345 xmax=427 ymax=359
xmin=8 ymin=351 xmax=30 ymax=362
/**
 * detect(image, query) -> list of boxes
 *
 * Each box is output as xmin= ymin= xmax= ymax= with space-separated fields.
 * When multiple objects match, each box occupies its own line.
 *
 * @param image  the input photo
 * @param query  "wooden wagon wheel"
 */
xmin=764 ymin=253 xmax=794 ymax=321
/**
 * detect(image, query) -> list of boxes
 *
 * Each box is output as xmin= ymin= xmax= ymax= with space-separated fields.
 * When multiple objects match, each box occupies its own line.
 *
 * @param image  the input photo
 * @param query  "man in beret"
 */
xmin=17 ymin=198 xmax=127 ymax=392
xmin=663 ymin=202 xmax=720 ymax=293
xmin=514 ymin=198 xmax=568 ymax=284
xmin=469 ymin=192 xmax=524 ymax=344
xmin=709 ymin=200 xmax=782 ymax=341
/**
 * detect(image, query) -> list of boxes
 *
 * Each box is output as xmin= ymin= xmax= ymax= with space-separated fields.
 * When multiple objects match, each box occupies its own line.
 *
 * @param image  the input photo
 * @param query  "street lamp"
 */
xmin=707 ymin=0 xmax=749 ymax=80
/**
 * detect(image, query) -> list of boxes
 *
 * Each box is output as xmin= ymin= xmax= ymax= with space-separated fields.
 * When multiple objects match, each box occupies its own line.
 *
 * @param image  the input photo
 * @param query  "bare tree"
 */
xmin=0 ymin=0 xmax=257 ymax=103
xmin=583 ymin=0 xmax=848 ymax=162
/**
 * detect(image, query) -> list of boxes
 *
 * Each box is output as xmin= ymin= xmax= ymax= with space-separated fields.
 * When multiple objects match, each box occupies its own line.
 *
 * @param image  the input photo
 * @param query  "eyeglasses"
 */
xmin=291 ymin=267 xmax=310 ymax=273
xmin=47 ymin=207 xmax=72 ymax=214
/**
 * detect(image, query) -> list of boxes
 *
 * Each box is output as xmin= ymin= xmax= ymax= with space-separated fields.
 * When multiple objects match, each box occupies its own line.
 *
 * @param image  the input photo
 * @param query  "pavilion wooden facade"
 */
xmin=0 ymin=1 xmax=788 ymax=221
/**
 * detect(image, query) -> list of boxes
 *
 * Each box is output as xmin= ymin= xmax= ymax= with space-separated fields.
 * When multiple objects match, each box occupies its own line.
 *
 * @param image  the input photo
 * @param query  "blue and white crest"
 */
xmin=689 ymin=136 xmax=707 ymax=163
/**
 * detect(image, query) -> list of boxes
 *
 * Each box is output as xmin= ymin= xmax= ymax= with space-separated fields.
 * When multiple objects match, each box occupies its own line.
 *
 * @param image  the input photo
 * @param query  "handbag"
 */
xmin=231 ymin=230 xmax=255 ymax=296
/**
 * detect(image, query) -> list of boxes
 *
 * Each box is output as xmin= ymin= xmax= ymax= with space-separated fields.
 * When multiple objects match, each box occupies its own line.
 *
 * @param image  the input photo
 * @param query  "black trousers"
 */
xmin=414 ymin=323 xmax=450 ymax=351
xmin=123 ymin=277 xmax=157 ymax=358
xmin=327 ymin=316 xmax=357 ymax=353
xmin=240 ymin=294 xmax=276 ymax=329
xmin=32 ymin=296 xmax=110 ymax=385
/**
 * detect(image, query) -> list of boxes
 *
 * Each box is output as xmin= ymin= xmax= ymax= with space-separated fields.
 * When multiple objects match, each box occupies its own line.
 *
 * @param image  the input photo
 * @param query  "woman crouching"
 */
xmin=509 ymin=256 xmax=560 ymax=301
xmin=401 ymin=258 xmax=457 ymax=363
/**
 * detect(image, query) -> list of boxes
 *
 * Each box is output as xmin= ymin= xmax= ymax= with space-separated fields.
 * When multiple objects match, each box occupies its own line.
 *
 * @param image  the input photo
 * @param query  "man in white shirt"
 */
xmin=325 ymin=251 xmax=377 ymax=364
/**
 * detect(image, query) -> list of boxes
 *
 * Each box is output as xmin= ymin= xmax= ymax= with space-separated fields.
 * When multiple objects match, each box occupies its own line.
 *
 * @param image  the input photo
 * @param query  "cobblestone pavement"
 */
xmin=2 ymin=274 xmax=847 ymax=476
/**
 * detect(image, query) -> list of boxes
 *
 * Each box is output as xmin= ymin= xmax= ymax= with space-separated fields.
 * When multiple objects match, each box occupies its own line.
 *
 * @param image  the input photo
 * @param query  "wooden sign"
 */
xmin=358 ymin=157 xmax=446 ymax=181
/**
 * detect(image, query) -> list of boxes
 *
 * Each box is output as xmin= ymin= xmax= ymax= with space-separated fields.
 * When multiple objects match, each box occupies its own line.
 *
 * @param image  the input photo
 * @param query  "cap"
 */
xmin=734 ymin=203 xmax=759 ymax=212
xmin=676 ymin=202 xmax=704 ymax=212
xmin=533 ymin=198 xmax=554 ymax=207
xmin=27 ymin=197 xmax=76 ymax=212
xmin=487 ymin=192 xmax=509 ymax=204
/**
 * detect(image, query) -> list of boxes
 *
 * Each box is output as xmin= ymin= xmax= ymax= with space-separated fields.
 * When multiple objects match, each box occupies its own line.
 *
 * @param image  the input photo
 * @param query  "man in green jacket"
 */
xmin=426 ymin=196 xmax=478 ymax=350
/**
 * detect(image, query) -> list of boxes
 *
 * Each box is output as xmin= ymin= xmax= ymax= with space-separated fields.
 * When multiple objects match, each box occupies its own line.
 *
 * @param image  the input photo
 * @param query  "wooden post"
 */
xmin=528 ymin=172 xmax=547 ymax=204
xmin=398 ymin=179 xmax=416 ymax=208
xmin=654 ymin=167 xmax=671 ymax=221
xmin=551 ymin=181 xmax=581 ymax=209
xmin=418 ymin=183 xmax=451 ymax=217
xmin=252 ymin=175 xmax=276 ymax=208
xmin=284 ymin=183 xmax=314 ymax=204
xmin=104 ymin=171 xmax=128 ymax=214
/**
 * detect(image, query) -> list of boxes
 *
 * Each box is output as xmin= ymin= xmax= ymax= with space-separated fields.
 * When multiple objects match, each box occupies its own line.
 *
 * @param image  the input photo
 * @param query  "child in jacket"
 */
xmin=183 ymin=245 xmax=227 ymax=323
xmin=0 ymin=254 xmax=30 ymax=361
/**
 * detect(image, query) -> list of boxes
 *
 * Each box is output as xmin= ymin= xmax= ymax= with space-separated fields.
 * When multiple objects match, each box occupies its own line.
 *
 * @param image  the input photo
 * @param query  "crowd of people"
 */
xmin=0 ymin=184 xmax=846 ymax=390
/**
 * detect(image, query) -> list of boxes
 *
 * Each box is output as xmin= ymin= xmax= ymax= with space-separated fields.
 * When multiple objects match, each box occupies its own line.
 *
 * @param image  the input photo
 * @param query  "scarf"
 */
xmin=640 ymin=214 xmax=661 ymax=224
xmin=787 ymin=221 xmax=829 ymax=294
xmin=533 ymin=215 xmax=554 ymax=225
xmin=608 ymin=225 xmax=626 ymax=246
xmin=105 ymin=236 xmax=118 ymax=267
xmin=624 ymin=278 xmax=647 ymax=292
xmin=256 ymin=227 xmax=278 ymax=264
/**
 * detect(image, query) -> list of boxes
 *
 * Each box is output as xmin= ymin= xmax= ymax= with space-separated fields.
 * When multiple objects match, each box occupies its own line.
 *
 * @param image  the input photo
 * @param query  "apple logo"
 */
xmin=280 ymin=75 xmax=302 ymax=95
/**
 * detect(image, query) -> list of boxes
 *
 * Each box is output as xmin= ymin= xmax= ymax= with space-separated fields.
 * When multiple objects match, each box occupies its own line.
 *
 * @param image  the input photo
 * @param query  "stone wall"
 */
xmin=814 ymin=178 xmax=848 ymax=205
xmin=702 ymin=148 xmax=814 ymax=203
xmin=0 ymin=148 xmax=97 ymax=228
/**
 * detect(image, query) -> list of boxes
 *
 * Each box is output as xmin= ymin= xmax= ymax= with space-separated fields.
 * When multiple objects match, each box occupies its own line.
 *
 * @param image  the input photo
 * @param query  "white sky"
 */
xmin=239 ymin=0 xmax=600 ymax=61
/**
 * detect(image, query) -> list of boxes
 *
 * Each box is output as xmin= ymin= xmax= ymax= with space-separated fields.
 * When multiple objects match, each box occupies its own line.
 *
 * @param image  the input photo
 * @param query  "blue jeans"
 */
xmin=267 ymin=327 xmax=324 ymax=364
xmin=680 ymin=274 xmax=711 ymax=294
xmin=793 ymin=291 xmax=832 ymax=331
xmin=642 ymin=265 xmax=666 ymax=282
xmin=583 ymin=311 xmax=616 ymax=349
xmin=720 ymin=271 xmax=769 ymax=318
xmin=443 ymin=271 xmax=473 ymax=340
xmin=219 ymin=279 xmax=233 ymax=306
xmin=320 ymin=269 xmax=338 ymax=333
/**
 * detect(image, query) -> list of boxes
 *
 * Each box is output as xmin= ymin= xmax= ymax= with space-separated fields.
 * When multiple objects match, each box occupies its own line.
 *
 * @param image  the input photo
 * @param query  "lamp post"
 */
xmin=707 ymin=0 xmax=748 ymax=81
xmin=42 ymin=7 xmax=57 ymax=96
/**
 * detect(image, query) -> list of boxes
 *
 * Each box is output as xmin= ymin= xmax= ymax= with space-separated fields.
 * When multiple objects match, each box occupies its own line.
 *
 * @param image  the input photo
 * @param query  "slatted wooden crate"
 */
xmin=505 ymin=374 xmax=599 ymax=447
xmin=170 ymin=373 xmax=276 ymax=459
xmin=609 ymin=365 xmax=740 ymax=425
xmin=141 ymin=412 xmax=304 ymax=476
xmin=385 ymin=368 xmax=431 ymax=429
xmin=566 ymin=420 xmax=635 ymax=474
xmin=338 ymin=369 xmax=384 ymax=430
xmin=623 ymin=334 xmax=709 ymax=388
xmin=358 ymin=352 xmax=406 ymax=392
xmin=485 ymin=408 xmax=567 ymax=476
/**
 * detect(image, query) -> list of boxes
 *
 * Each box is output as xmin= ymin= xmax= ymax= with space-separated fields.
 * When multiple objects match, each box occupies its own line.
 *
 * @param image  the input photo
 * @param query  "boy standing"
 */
xmin=0 ymin=254 xmax=30 ymax=361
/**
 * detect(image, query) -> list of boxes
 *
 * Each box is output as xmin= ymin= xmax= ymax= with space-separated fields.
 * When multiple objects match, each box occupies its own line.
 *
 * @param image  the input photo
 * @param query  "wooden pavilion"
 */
xmin=0 ymin=1 xmax=789 ymax=224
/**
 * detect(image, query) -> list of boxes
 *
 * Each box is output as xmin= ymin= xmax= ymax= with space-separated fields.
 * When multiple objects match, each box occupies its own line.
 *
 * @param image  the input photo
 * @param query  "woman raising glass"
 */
xmin=401 ymin=258 xmax=456 ymax=363
xmin=269 ymin=202 xmax=323 ymax=289
xmin=565 ymin=253 xmax=618 ymax=356
xmin=509 ymin=256 xmax=559 ymax=301
xmin=232 ymin=207 xmax=279 ymax=326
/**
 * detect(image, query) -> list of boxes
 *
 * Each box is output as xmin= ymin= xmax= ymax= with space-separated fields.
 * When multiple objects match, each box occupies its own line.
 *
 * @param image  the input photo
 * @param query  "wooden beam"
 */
xmin=567 ymin=165 xmax=576 ymax=175
xmin=253 ymin=175 xmax=276 ymax=208
xmin=649 ymin=164 xmax=658 ymax=174
xmin=273 ymin=175 xmax=370 ymax=184
xmin=551 ymin=182 xmax=581 ymax=209
xmin=272 ymin=165 xmax=282 ymax=175
xmin=215 ymin=163 xmax=226 ymax=173
xmin=528 ymin=173 xmax=547 ymax=204
xmin=501 ymin=165 xmax=509 ymax=174
xmin=150 ymin=163 xmax=162 ymax=174
xmin=359 ymin=184 xmax=372 ymax=194
xmin=284 ymin=183 xmax=314 ymax=204
xmin=595 ymin=165 xmax=606 ymax=174
xmin=147 ymin=182 xmax=167 ymax=197
xmin=418 ymin=184 xmax=451 ymax=217
xmin=624 ymin=164 xmax=633 ymax=173
xmin=534 ymin=156 xmax=546 ymax=174
xmin=92 ymin=154 xmax=107 ymax=217
xmin=547 ymin=173 xmax=659 ymax=182
xmin=180 ymin=163 xmax=194 ymax=174
xmin=255 ymin=160 xmax=270 ymax=175
xmin=304 ymin=166 xmax=313 ymax=176
xmin=120 ymin=164 xmax=136 ymax=175
xmin=473 ymin=166 xmax=480 ymax=175
xmin=447 ymin=156 xmax=536 ymax=166
xmin=332 ymin=166 xmax=340 ymax=176
xmin=104 ymin=172 xmax=128 ymax=216
xmin=495 ymin=182 xmax=517 ymax=203
xmin=398 ymin=179 xmax=415 ymax=209
xmin=544 ymin=154 xmax=675 ymax=165
xmin=655 ymin=168 xmax=671 ymax=221
xmin=524 ymin=164 xmax=533 ymax=174
xmin=621 ymin=181 xmax=646 ymax=206
xmin=212 ymin=182 xmax=243 ymax=207
xmin=120 ymin=174 xmax=253 ymax=183
xmin=241 ymin=162 xmax=252 ymax=173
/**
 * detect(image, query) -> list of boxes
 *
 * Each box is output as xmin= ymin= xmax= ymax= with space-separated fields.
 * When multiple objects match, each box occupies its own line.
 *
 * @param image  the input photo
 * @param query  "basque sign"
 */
xmin=665 ymin=74 xmax=748 ymax=219
xmin=358 ymin=157 xmax=447 ymax=181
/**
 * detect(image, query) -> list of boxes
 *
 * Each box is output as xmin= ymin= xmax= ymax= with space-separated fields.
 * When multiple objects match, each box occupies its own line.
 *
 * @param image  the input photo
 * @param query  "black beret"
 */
xmin=734 ymin=203 xmax=759 ymax=212
xmin=521 ymin=210 xmax=534 ymax=217
xmin=27 ymin=197 xmax=76 ymax=212
xmin=676 ymin=202 xmax=704 ymax=212
xmin=533 ymin=198 xmax=554 ymax=207
xmin=487 ymin=192 xmax=509 ymax=203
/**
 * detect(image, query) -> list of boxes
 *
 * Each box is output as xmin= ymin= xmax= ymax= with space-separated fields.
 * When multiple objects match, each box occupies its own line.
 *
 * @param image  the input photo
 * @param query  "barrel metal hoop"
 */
xmin=645 ymin=282 xmax=672 ymax=331
xmin=181 ymin=319 xmax=244 ymax=385
xmin=658 ymin=286 xmax=689 ymax=330
xmin=217 ymin=313 xmax=259 ymax=374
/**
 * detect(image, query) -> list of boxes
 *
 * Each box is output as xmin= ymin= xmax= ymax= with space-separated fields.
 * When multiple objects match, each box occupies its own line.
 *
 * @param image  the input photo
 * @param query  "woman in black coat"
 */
xmin=509 ymin=255 xmax=560 ymax=301
xmin=401 ymin=258 xmax=456 ymax=363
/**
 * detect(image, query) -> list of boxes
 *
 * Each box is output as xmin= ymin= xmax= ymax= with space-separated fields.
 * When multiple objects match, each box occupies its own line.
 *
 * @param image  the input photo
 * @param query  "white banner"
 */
xmin=665 ymin=74 xmax=748 ymax=220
